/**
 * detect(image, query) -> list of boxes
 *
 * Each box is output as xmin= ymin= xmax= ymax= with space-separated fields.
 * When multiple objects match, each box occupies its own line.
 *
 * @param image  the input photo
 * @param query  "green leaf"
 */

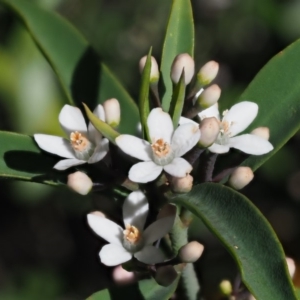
xmin=83 ymin=103 xmax=119 ymax=144
xmin=138 ymin=49 xmax=152 ymax=140
xmin=0 ymin=0 xmax=139 ymax=134
xmin=172 ymin=183 xmax=297 ymax=300
xmin=160 ymin=0 xmax=194 ymax=112
xmin=228 ymin=39 xmax=300 ymax=171
xmin=0 ymin=131 xmax=62 ymax=185
xmin=169 ymin=72 xmax=186 ymax=128
xmin=87 ymin=276 xmax=179 ymax=300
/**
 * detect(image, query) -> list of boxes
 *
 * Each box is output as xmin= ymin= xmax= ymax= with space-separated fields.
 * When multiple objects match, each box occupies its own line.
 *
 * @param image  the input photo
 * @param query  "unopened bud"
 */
xmin=286 ymin=257 xmax=296 ymax=278
xmin=170 ymin=174 xmax=193 ymax=193
xmin=67 ymin=171 xmax=93 ymax=195
xmin=228 ymin=167 xmax=254 ymax=190
xmin=113 ymin=265 xmax=135 ymax=285
xmin=171 ymin=53 xmax=195 ymax=85
xmin=251 ymin=127 xmax=270 ymax=140
xmin=139 ymin=56 xmax=159 ymax=83
xmin=199 ymin=117 xmax=220 ymax=148
xmin=219 ymin=280 xmax=232 ymax=296
xmin=197 ymin=60 xmax=219 ymax=86
xmin=197 ymin=84 xmax=221 ymax=109
xmin=103 ymin=98 xmax=121 ymax=128
xmin=155 ymin=266 xmax=178 ymax=287
xmin=90 ymin=211 xmax=106 ymax=218
xmin=179 ymin=241 xmax=204 ymax=263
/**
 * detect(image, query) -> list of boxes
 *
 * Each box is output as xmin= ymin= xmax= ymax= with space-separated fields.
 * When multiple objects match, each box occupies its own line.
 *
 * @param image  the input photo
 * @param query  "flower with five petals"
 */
xmin=34 ymin=104 xmax=109 ymax=170
xmin=87 ymin=190 xmax=175 ymax=266
xmin=115 ymin=108 xmax=201 ymax=183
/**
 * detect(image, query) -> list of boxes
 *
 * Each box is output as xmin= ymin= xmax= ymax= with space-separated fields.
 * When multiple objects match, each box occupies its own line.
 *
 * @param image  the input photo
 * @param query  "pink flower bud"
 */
xmin=103 ymin=98 xmax=121 ymax=128
xmin=197 ymin=60 xmax=219 ymax=86
xmin=199 ymin=117 xmax=220 ymax=148
xmin=171 ymin=53 xmax=195 ymax=85
xmin=139 ymin=56 xmax=159 ymax=83
xmin=251 ymin=127 xmax=270 ymax=140
xmin=170 ymin=174 xmax=193 ymax=193
xmin=112 ymin=265 xmax=135 ymax=285
xmin=228 ymin=167 xmax=254 ymax=190
xmin=67 ymin=171 xmax=93 ymax=195
xmin=197 ymin=84 xmax=221 ymax=109
xmin=179 ymin=241 xmax=204 ymax=263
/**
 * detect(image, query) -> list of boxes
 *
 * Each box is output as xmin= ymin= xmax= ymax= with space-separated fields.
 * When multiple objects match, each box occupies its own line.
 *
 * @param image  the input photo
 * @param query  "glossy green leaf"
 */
xmin=221 ymin=39 xmax=300 ymax=171
xmin=0 ymin=131 xmax=62 ymax=185
xmin=172 ymin=183 xmax=297 ymax=300
xmin=138 ymin=49 xmax=152 ymax=140
xmin=160 ymin=0 xmax=194 ymax=112
xmin=0 ymin=0 xmax=139 ymax=134
xmin=83 ymin=103 xmax=119 ymax=144
xmin=87 ymin=276 xmax=179 ymax=300
xmin=169 ymin=72 xmax=186 ymax=128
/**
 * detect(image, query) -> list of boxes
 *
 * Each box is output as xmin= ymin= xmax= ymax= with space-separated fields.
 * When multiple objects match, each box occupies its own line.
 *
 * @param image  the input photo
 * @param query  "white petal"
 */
xmin=229 ymin=134 xmax=274 ymax=155
xmin=198 ymin=103 xmax=220 ymax=120
xmin=171 ymin=123 xmax=201 ymax=157
xmin=223 ymin=101 xmax=258 ymax=137
xmin=123 ymin=191 xmax=149 ymax=231
xmin=134 ymin=245 xmax=165 ymax=264
xmin=129 ymin=162 xmax=163 ymax=183
xmin=208 ymin=143 xmax=230 ymax=154
xmin=34 ymin=134 xmax=75 ymax=158
xmin=116 ymin=135 xmax=152 ymax=161
xmin=163 ymin=157 xmax=192 ymax=177
xmin=87 ymin=214 xmax=123 ymax=245
xmin=100 ymin=244 xmax=132 ymax=266
xmin=143 ymin=216 xmax=175 ymax=245
xmin=179 ymin=116 xmax=198 ymax=126
xmin=54 ymin=158 xmax=86 ymax=170
xmin=147 ymin=108 xmax=173 ymax=144
xmin=88 ymin=105 xmax=105 ymax=144
xmin=59 ymin=105 xmax=87 ymax=137
xmin=88 ymin=138 xmax=109 ymax=164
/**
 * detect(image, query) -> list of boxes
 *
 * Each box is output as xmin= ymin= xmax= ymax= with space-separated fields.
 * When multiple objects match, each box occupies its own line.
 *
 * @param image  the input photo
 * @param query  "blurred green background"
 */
xmin=0 ymin=0 xmax=300 ymax=299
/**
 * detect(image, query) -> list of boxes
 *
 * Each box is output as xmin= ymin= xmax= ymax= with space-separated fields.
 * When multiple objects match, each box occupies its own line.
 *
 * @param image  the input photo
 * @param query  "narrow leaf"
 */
xmin=160 ymin=0 xmax=194 ymax=111
xmin=172 ymin=183 xmax=297 ymax=300
xmin=0 ymin=0 xmax=139 ymax=134
xmin=83 ymin=103 xmax=119 ymax=144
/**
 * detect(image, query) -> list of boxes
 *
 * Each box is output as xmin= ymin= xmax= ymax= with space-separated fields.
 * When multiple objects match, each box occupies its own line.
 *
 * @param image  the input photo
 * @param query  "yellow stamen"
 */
xmin=123 ymin=224 xmax=141 ymax=244
xmin=151 ymin=139 xmax=171 ymax=158
xmin=70 ymin=131 xmax=90 ymax=152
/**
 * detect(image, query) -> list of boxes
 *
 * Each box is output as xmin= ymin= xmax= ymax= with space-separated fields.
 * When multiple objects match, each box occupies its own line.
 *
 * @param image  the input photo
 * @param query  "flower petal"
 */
xmin=88 ymin=105 xmax=105 ymax=144
xmin=223 ymin=101 xmax=258 ymax=136
xmin=87 ymin=214 xmax=123 ymax=245
xmin=147 ymin=108 xmax=173 ymax=144
xmin=198 ymin=103 xmax=220 ymax=120
xmin=208 ymin=143 xmax=230 ymax=154
xmin=59 ymin=105 xmax=87 ymax=137
xmin=34 ymin=134 xmax=75 ymax=158
xmin=116 ymin=135 xmax=152 ymax=161
xmin=171 ymin=123 xmax=200 ymax=157
xmin=88 ymin=138 xmax=109 ymax=164
xmin=179 ymin=116 xmax=198 ymax=126
xmin=123 ymin=190 xmax=149 ymax=231
xmin=134 ymin=245 xmax=165 ymax=264
xmin=143 ymin=216 xmax=175 ymax=245
xmin=129 ymin=161 xmax=163 ymax=183
xmin=54 ymin=158 xmax=86 ymax=170
xmin=100 ymin=244 xmax=132 ymax=266
xmin=163 ymin=157 xmax=192 ymax=177
xmin=229 ymin=134 xmax=274 ymax=155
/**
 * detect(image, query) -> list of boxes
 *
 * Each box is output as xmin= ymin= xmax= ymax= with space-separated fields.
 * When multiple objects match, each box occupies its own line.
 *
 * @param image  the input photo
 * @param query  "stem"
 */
xmin=181 ymin=263 xmax=200 ymax=300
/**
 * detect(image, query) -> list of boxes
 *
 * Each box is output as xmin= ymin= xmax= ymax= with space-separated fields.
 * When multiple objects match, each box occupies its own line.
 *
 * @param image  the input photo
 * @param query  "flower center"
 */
xmin=214 ymin=110 xmax=235 ymax=145
xmin=122 ymin=224 xmax=144 ymax=253
xmin=151 ymin=139 xmax=174 ymax=166
xmin=123 ymin=224 xmax=141 ymax=244
xmin=70 ymin=131 xmax=94 ymax=160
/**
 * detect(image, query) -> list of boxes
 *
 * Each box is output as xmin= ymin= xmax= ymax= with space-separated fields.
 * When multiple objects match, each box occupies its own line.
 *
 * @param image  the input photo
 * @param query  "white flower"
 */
xmin=87 ymin=190 xmax=175 ymax=266
xmin=197 ymin=101 xmax=274 ymax=154
xmin=115 ymin=108 xmax=201 ymax=183
xmin=34 ymin=104 xmax=109 ymax=170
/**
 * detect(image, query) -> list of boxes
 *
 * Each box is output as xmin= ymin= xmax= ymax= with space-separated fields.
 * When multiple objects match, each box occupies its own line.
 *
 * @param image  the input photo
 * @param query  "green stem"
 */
xmin=181 ymin=263 xmax=200 ymax=300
